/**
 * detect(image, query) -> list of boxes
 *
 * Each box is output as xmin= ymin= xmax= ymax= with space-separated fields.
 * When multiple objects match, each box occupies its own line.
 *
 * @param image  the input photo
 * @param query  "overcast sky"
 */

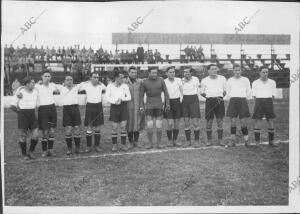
xmin=2 ymin=0 xmax=299 ymax=50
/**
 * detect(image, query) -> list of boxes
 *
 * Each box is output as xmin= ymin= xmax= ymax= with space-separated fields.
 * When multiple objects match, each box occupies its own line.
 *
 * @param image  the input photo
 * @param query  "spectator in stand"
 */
xmin=184 ymin=45 xmax=192 ymax=61
xmin=131 ymin=49 xmax=137 ymax=64
xmin=124 ymin=50 xmax=130 ymax=64
xmin=120 ymin=50 xmax=125 ymax=64
xmin=197 ymin=45 xmax=204 ymax=61
xmin=62 ymin=46 xmax=66 ymax=56
xmin=109 ymin=51 xmax=114 ymax=63
xmin=137 ymin=44 xmax=144 ymax=64
xmin=113 ymin=50 xmax=120 ymax=64
xmin=4 ymin=44 xmax=9 ymax=61
xmin=191 ymin=46 xmax=197 ymax=61
xmin=12 ymin=79 xmax=21 ymax=95
xmin=144 ymin=51 xmax=149 ymax=63
xmin=148 ymin=50 xmax=155 ymax=64
xmin=51 ymin=46 xmax=56 ymax=61
xmin=154 ymin=49 xmax=162 ymax=63
xmin=27 ymin=54 xmax=35 ymax=72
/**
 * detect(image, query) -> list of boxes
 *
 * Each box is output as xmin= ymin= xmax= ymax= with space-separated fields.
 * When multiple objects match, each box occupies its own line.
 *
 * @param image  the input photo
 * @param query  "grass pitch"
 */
xmin=3 ymin=100 xmax=289 ymax=205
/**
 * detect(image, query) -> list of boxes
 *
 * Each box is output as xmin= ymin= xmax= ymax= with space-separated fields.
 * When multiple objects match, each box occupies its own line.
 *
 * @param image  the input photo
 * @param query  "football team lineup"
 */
xmin=8 ymin=64 xmax=287 ymax=162
xmin=3 ymin=1 xmax=296 ymax=208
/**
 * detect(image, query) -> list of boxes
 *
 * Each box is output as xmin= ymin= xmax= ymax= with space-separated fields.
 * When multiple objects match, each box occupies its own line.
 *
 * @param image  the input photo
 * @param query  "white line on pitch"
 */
xmin=4 ymin=139 xmax=289 ymax=165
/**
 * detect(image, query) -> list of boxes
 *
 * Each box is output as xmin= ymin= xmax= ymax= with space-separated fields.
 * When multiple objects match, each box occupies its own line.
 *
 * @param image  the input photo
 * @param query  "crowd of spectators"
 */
xmin=4 ymin=44 xmax=164 ymax=72
xmin=182 ymin=45 xmax=205 ymax=61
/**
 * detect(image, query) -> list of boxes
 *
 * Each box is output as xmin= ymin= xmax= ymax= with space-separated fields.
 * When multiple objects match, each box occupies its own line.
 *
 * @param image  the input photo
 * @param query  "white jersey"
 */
xmin=35 ymin=83 xmax=60 ymax=106
xmin=56 ymin=84 xmax=80 ymax=106
xmin=226 ymin=76 xmax=251 ymax=98
xmin=182 ymin=76 xmax=200 ymax=95
xmin=105 ymin=83 xmax=131 ymax=104
xmin=11 ymin=87 xmax=39 ymax=109
xmin=164 ymin=77 xmax=182 ymax=99
xmin=252 ymin=78 xmax=276 ymax=98
xmin=200 ymin=75 xmax=227 ymax=98
xmin=78 ymin=82 xmax=106 ymax=103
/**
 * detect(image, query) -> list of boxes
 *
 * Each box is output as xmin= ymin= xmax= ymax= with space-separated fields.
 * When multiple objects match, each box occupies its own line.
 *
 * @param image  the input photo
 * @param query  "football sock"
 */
xmin=147 ymin=129 xmax=153 ymax=144
xmin=86 ymin=131 xmax=92 ymax=147
xmin=29 ymin=139 xmax=38 ymax=153
xmin=74 ymin=137 xmax=81 ymax=149
xmin=230 ymin=126 xmax=237 ymax=135
xmin=128 ymin=132 xmax=133 ymax=143
xmin=65 ymin=135 xmax=72 ymax=149
xmin=48 ymin=137 xmax=55 ymax=150
xmin=268 ymin=128 xmax=275 ymax=143
xmin=133 ymin=131 xmax=140 ymax=142
xmin=41 ymin=138 xmax=48 ymax=151
xmin=217 ymin=129 xmax=223 ymax=140
xmin=112 ymin=133 xmax=118 ymax=144
xmin=157 ymin=129 xmax=162 ymax=143
xmin=254 ymin=128 xmax=260 ymax=142
xmin=121 ymin=131 xmax=127 ymax=145
xmin=19 ymin=141 xmax=27 ymax=156
xmin=206 ymin=129 xmax=212 ymax=141
xmin=173 ymin=129 xmax=179 ymax=141
xmin=194 ymin=128 xmax=200 ymax=141
xmin=241 ymin=126 xmax=249 ymax=141
xmin=185 ymin=129 xmax=191 ymax=141
xmin=94 ymin=131 xmax=101 ymax=147
xmin=166 ymin=130 xmax=172 ymax=141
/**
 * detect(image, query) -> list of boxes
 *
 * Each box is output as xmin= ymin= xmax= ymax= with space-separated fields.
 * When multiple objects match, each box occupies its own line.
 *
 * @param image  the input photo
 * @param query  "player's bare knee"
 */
xmin=32 ymin=129 xmax=40 ymax=140
xmin=19 ymin=130 xmax=27 ymax=142
xmin=230 ymin=118 xmax=237 ymax=126
xmin=267 ymin=119 xmax=274 ymax=128
xmin=120 ymin=121 xmax=127 ymax=132
xmin=206 ymin=119 xmax=213 ymax=129
xmin=240 ymin=118 xmax=248 ymax=127
xmin=192 ymin=118 xmax=200 ymax=129
xmin=111 ymin=123 xmax=118 ymax=133
xmin=216 ymin=118 xmax=223 ymax=128
xmin=147 ymin=120 xmax=154 ymax=129
xmin=174 ymin=119 xmax=180 ymax=129
xmin=65 ymin=126 xmax=72 ymax=136
xmin=167 ymin=120 xmax=173 ymax=129
xmin=156 ymin=119 xmax=163 ymax=129
xmin=74 ymin=126 xmax=81 ymax=136
xmin=42 ymin=130 xmax=49 ymax=138
xmin=183 ymin=117 xmax=190 ymax=128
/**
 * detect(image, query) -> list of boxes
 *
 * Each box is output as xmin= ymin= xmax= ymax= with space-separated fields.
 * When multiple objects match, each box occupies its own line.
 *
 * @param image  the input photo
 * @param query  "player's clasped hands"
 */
xmin=116 ymin=98 xmax=122 ymax=105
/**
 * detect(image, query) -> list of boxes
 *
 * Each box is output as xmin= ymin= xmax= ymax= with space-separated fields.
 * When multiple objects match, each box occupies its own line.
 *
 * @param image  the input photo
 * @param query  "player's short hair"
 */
xmin=42 ymin=69 xmax=51 ymax=75
xmin=65 ymin=73 xmax=73 ymax=79
xmin=166 ymin=66 xmax=175 ymax=72
xmin=259 ymin=65 xmax=269 ymax=72
xmin=183 ymin=66 xmax=193 ymax=73
xmin=148 ymin=66 xmax=158 ymax=72
xmin=129 ymin=66 xmax=137 ymax=71
xmin=207 ymin=64 xmax=218 ymax=70
xmin=90 ymin=71 xmax=99 ymax=77
xmin=23 ymin=76 xmax=34 ymax=85
xmin=113 ymin=70 xmax=122 ymax=79
xmin=233 ymin=63 xmax=241 ymax=69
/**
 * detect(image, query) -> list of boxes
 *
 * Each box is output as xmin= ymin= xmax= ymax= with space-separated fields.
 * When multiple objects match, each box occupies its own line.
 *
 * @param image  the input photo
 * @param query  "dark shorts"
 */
xmin=145 ymin=108 xmax=163 ymax=118
xmin=182 ymin=95 xmax=201 ymax=118
xmin=84 ymin=102 xmax=104 ymax=127
xmin=164 ymin=98 xmax=182 ymax=119
xmin=63 ymin=104 xmax=81 ymax=127
xmin=18 ymin=109 xmax=38 ymax=130
xmin=38 ymin=104 xmax=57 ymax=130
xmin=226 ymin=97 xmax=250 ymax=119
xmin=205 ymin=97 xmax=225 ymax=120
xmin=109 ymin=102 xmax=128 ymax=123
xmin=252 ymin=98 xmax=276 ymax=120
